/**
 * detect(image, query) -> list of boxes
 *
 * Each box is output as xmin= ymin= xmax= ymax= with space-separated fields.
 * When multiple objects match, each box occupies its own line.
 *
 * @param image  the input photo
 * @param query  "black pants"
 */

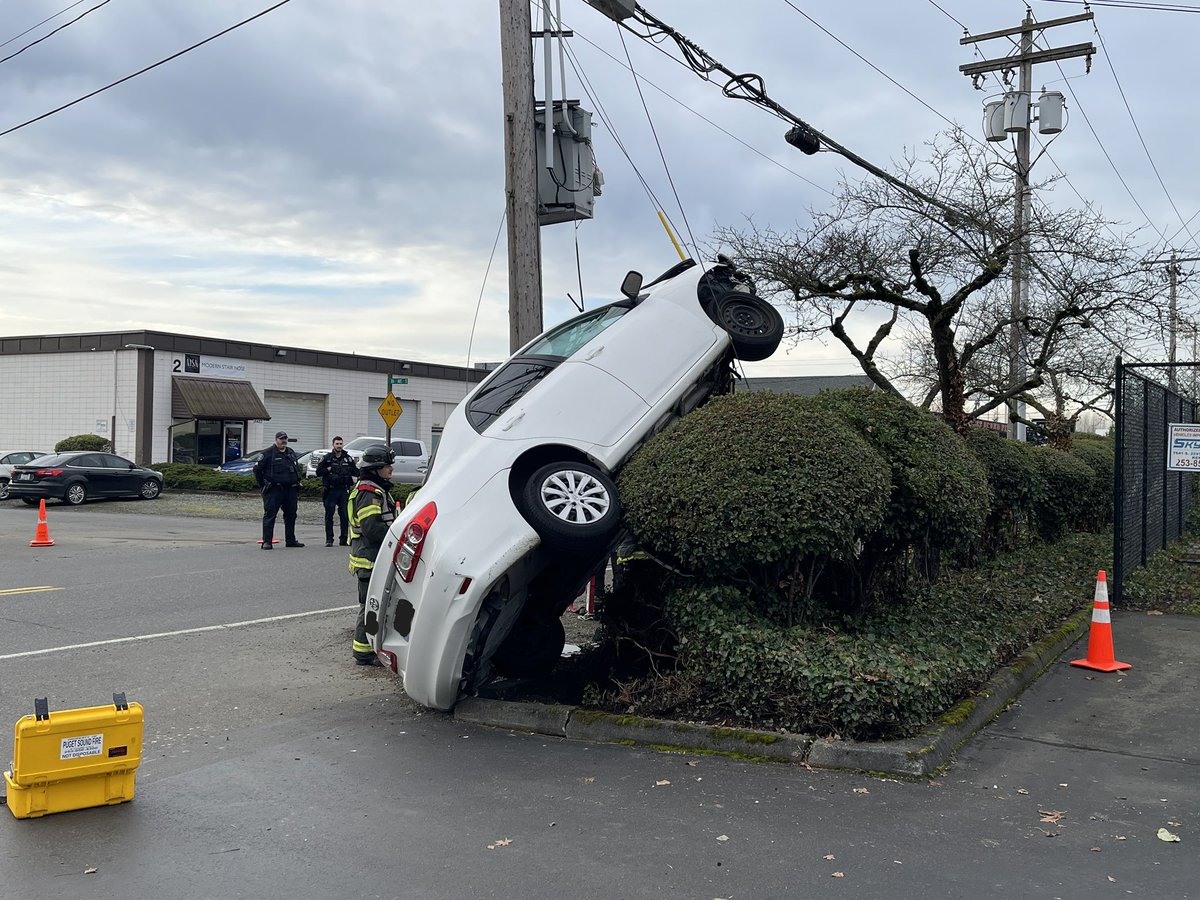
xmin=323 ymin=487 xmax=350 ymax=543
xmin=262 ymin=485 xmax=299 ymax=544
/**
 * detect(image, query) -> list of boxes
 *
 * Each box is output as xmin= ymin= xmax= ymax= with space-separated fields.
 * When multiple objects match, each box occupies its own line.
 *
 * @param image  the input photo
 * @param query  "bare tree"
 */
xmin=716 ymin=129 xmax=1153 ymax=437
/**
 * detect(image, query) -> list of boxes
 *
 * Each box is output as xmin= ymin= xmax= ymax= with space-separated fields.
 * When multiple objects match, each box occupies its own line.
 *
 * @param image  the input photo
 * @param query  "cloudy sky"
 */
xmin=0 ymin=0 xmax=1195 ymax=376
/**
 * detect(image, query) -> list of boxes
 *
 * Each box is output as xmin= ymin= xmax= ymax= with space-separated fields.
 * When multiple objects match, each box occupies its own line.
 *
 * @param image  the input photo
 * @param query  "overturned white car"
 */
xmin=362 ymin=257 xmax=784 ymax=709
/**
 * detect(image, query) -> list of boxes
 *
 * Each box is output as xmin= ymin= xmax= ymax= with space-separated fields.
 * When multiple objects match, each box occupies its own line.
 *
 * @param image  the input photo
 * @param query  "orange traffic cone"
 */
xmin=29 ymin=499 xmax=55 ymax=547
xmin=1070 ymin=570 xmax=1130 ymax=672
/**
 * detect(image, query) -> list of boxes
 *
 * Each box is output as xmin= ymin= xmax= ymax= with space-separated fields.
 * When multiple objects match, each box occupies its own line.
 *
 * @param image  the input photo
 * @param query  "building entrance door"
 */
xmin=224 ymin=422 xmax=245 ymax=462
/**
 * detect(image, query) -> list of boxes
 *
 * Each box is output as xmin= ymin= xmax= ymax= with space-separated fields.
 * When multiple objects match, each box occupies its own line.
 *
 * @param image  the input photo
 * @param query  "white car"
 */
xmin=0 ymin=450 xmax=50 ymax=500
xmin=306 ymin=436 xmax=428 ymax=485
xmin=362 ymin=258 xmax=783 ymax=710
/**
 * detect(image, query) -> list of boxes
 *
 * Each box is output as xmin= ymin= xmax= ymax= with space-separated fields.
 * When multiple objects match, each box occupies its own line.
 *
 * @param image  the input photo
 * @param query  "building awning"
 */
xmin=172 ymin=376 xmax=272 ymax=421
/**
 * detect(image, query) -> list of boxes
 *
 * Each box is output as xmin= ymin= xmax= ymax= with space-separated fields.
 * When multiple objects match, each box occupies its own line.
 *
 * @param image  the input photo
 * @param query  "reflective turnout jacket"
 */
xmin=348 ymin=478 xmax=397 ymax=578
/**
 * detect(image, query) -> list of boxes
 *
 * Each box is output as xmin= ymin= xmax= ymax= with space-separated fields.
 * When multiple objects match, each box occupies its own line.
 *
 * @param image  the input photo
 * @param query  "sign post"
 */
xmin=378 ymin=391 xmax=403 ymax=447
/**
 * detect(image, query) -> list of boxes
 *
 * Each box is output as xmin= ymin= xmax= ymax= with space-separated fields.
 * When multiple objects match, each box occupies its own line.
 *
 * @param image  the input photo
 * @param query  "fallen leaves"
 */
xmin=84 ymin=868 xmax=97 ymax=875
xmin=716 ymin=835 xmax=729 ymax=842
xmin=823 ymin=854 xmax=836 ymax=861
xmin=1157 ymin=828 xmax=1182 ymax=843
xmin=487 ymin=838 xmax=513 ymax=850
xmin=831 ymin=872 xmax=845 ymax=878
xmin=1039 ymin=809 xmax=1065 ymax=824
xmin=1016 ymin=788 xmax=1030 ymax=795
xmin=852 ymin=787 xmax=870 ymax=795
xmin=655 ymin=779 xmax=671 ymax=787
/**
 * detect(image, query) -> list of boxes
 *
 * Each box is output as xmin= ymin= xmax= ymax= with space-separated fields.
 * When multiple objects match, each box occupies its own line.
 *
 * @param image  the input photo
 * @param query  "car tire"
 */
xmin=492 ymin=617 xmax=566 ymax=679
xmin=64 ymin=482 xmax=87 ymax=506
xmin=21 ymin=497 xmax=38 ymax=506
xmin=139 ymin=478 xmax=162 ymax=500
xmin=709 ymin=291 xmax=784 ymax=361
xmin=0 ymin=479 xmax=8 ymax=501
xmin=519 ymin=462 xmax=621 ymax=552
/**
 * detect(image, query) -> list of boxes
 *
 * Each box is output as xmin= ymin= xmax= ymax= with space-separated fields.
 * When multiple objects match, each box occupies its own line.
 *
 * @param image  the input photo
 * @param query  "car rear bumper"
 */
xmin=6 ymin=483 xmax=60 ymax=501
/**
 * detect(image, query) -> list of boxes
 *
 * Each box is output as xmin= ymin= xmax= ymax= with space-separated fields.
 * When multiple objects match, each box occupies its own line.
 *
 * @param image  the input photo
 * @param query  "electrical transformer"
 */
xmin=535 ymin=101 xmax=597 ymax=226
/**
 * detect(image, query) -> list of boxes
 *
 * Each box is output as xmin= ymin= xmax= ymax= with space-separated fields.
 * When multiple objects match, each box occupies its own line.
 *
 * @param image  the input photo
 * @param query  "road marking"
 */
xmin=0 ymin=586 xmax=62 ymax=597
xmin=0 ymin=605 xmax=357 ymax=661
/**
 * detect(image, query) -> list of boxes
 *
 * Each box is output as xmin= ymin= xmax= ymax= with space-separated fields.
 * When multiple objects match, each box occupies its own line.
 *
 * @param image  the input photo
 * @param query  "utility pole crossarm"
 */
xmin=959 ymin=43 xmax=1095 ymax=77
xmin=960 ymin=11 xmax=1093 ymax=44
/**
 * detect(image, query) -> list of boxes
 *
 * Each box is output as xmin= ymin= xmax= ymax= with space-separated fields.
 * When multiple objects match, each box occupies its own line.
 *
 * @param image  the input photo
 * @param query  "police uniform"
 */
xmin=316 ymin=448 xmax=357 ymax=546
xmin=347 ymin=446 xmax=398 ymax=665
xmin=253 ymin=431 xmax=303 ymax=548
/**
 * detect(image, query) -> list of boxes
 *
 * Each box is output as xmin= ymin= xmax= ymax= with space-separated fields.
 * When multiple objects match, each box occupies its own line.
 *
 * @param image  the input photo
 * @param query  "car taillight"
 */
xmin=392 ymin=501 xmax=437 ymax=583
xmin=35 ymin=469 xmax=63 ymax=476
xmin=376 ymin=649 xmax=398 ymax=673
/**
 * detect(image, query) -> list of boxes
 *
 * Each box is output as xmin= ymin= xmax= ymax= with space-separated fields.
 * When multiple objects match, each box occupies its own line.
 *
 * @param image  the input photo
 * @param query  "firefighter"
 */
xmin=347 ymin=444 xmax=398 ymax=666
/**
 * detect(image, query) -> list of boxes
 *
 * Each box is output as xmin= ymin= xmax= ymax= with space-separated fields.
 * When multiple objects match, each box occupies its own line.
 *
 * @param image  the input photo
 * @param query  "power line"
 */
xmin=0 ymin=0 xmax=94 ymax=50
xmin=1041 ymin=0 xmax=1200 ymax=11
xmin=0 ymin=0 xmax=114 ymax=67
xmin=0 ymin=0 xmax=293 ymax=140
xmin=1090 ymin=19 xmax=1200 ymax=249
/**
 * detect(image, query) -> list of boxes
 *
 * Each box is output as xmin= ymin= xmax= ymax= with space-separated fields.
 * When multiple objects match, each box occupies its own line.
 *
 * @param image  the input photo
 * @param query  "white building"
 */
xmin=0 ymin=330 xmax=488 ymax=465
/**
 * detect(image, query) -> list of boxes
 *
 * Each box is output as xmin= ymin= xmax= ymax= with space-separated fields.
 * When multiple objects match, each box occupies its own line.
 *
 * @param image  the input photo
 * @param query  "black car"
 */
xmin=7 ymin=452 xmax=164 ymax=506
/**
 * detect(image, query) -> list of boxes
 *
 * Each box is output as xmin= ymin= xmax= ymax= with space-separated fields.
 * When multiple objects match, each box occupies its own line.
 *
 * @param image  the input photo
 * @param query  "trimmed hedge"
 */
xmin=152 ymin=462 xmax=418 ymax=505
xmin=1028 ymin=446 xmax=1098 ymax=541
xmin=618 ymin=392 xmax=889 ymax=624
xmin=962 ymin=427 xmax=1038 ymax=556
xmin=55 ymin=433 xmax=113 ymax=453
xmin=1068 ymin=435 xmax=1115 ymax=530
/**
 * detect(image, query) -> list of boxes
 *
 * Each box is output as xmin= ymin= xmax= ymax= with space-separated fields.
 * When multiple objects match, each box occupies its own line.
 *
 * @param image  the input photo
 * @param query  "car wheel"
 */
xmin=64 ymin=483 xmax=87 ymax=506
xmin=0 ymin=479 xmax=8 ymax=501
xmin=519 ymin=462 xmax=621 ymax=551
xmin=709 ymin=291 xmax=784 ymax=361
xmin=21 ymin=497 xmax=38 ymax=506
xmin=139 ymin=478 xmax=162 ymax=499
xmin=492 ymin=617 xmax=567 ymax=679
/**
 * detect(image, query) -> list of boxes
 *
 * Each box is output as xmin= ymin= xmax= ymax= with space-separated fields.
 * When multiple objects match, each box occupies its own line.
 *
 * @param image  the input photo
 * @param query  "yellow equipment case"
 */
xmin=4 ymin=693 xmax=143 ymax=819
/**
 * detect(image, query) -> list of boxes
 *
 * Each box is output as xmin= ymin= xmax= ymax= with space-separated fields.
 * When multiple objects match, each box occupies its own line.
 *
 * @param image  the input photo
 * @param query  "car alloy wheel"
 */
xmin=709 ymin=291 xmax=784 ymax=361
xmin=519 ymin=461 xmax=621 ymax=551
xmin=0 ymin=479 xmax=8 ymax=501
xmin=65 ymin=483 xmax=87 ymax=506
xmin=140 ymin=478 xmax=162 ymax=499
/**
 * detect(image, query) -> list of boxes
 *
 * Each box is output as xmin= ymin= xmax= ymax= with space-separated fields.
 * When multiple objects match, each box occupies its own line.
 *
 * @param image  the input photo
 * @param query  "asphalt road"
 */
xmin=0 ymin=501 xmax=1196 ymax=899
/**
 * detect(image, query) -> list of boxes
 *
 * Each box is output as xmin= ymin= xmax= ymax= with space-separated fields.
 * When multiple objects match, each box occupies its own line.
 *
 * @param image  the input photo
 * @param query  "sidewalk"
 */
xmin=456 ymin=610 xmax=1199 ymax=776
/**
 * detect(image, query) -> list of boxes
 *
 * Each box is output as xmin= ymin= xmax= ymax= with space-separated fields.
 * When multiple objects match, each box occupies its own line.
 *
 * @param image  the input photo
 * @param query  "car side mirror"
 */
xmin=620 ymin=270 xmax=643 ymax=300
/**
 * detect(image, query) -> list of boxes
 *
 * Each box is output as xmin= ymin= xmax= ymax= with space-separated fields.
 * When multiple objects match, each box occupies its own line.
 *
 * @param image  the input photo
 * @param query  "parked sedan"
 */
xmin=0 ymin=450 xmax=50 ymax=500
xmin=215 ymin=446 xmax=304 ymax=475
xmin=7 ymin=452 xmax=164 ymax=506
xmin=361 ymin=257 xmax=783 ymax=710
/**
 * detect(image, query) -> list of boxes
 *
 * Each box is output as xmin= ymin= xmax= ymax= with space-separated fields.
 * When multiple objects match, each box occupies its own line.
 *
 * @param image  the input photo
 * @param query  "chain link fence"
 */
xmin=1114 ymin=359 xmax=1199 ymax=604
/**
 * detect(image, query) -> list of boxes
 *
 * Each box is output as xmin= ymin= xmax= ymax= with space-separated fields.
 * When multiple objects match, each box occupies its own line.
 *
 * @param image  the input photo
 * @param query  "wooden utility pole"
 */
xmin=1147 ymin=252 xmax=1200 ymax=391
xmin=961 ymin=11 xmax=1094 ymax=440
xmin=499 ymin=0 xmax=543 ymax=352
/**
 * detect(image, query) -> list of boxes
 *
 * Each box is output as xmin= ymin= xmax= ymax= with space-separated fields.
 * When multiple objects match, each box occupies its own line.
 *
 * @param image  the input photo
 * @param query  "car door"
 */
xmin=99 ymin=454 xmax=140 ymax=494
xmin=67 ymin=454 xmax=107 ymax=496
xmin=388 ymin=440 xmax=427 ymax=483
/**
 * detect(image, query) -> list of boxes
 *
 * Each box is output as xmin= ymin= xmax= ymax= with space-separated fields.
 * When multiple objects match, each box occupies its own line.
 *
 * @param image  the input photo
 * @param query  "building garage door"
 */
xmin=264 ymin=390 xmax=327 ymax=453
xmin=369 ymin=397 xmax=418 ymax=439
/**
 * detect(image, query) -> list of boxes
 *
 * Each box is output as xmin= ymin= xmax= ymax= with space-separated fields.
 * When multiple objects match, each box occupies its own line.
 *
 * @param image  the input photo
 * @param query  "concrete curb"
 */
xmin=453 ymin=611 xmax=1092 ymax=778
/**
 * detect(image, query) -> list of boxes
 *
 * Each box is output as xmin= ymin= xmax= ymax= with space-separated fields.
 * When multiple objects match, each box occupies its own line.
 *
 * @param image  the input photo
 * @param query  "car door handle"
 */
xmin=585 ymin=345 xmax=605 ymax=360
xmin=501 ymin=412 xmax=525 ymax=432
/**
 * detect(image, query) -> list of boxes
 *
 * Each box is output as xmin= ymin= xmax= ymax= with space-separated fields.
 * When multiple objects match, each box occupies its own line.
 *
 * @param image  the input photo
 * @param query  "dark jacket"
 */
xmin=316 ymin=450 xmax=357 ymax=490
xmin=253 ymin=445 xmax=302 ymax=489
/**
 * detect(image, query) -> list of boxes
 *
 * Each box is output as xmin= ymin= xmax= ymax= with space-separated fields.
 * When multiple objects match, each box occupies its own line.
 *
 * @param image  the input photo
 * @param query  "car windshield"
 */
xmin=523 ymin=304 xmax=628 ymax=359
xmin=344 ymin=437 xmax=381 ymax=452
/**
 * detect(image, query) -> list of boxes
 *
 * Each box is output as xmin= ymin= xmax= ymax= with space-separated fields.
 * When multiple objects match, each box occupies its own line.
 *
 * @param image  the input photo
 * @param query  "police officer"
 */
xmin=347 ymin=444 xmax=397 ymax=665
xmin=252 ymin=430 xmax=304 ymax=549
xmin=316 ymin=435 xmax=358 ymax=547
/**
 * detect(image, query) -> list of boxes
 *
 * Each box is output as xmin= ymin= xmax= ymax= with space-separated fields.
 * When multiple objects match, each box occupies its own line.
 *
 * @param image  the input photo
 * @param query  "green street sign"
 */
xmin=389 ymin=376 xmax=408 ymax=385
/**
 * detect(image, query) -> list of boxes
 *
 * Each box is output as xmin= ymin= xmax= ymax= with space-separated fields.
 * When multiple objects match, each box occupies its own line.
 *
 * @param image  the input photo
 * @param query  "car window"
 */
xmin=25 ymin=454 xmax=67 ymax=467
xmin=466 ymin=359 xmax=559 ymax=433
xmin=391 ymin=441 xmax=422 ymax=457
xmin=70 ymin=454 xmax=102 ymax=467
xmin=523 ymin=304 xmax=629 ymax=359
xmin=16 ymin=452 xmax=43 ymax=464
xmin=97 ymin=454 xmax=134 ymax=468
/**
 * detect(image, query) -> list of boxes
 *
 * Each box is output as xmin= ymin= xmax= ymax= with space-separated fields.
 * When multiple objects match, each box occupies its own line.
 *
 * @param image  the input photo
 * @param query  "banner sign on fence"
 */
xmin=1167 ymin=423 xmax=1200 ymax=471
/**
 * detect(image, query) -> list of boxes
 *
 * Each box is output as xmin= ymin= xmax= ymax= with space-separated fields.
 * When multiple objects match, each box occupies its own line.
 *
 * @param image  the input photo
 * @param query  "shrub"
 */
xmin=154 ymin=463 xmax=260 ymax=493
xmin=618 ymin=391 xmax=890 ymax=625
xmin=809 ymin=388 xmax=990 ymax=600
xmin=1069 ymin=436 xmax=1114 ymax=529
xmin=55 ymin=433 xmax=112 ymax=453
xmin=1028 ymin=446 xmax=1097 ymax=540
xmin=963 ymin=427 xmax=1037 ymax=555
